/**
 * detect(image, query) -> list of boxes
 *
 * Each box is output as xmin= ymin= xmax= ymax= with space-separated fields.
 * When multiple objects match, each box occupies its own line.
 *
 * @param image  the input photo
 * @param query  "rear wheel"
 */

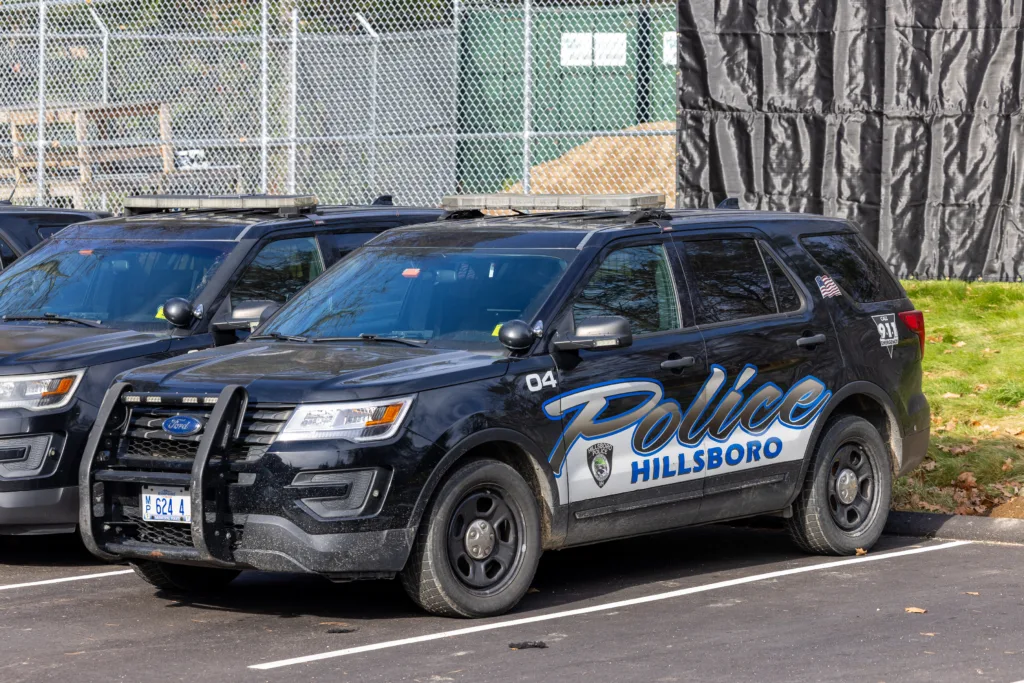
xmin=130 ymin=560 xmax=240 ymax=592
xmin=400 ymin=459 xmax=541 ymax=618
xmin=787 ymin=415 xmax=892 ymax=555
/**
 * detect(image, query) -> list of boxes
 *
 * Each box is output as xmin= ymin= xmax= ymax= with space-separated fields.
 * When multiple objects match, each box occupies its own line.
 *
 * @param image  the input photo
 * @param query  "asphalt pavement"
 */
xmin=1 ymin=525 xmax=1021 ymax=683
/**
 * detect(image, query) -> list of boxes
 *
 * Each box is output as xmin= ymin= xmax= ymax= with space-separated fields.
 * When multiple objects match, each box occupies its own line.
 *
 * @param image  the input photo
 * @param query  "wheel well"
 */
xmin=459 ymin=440 xmax=557 ymax=549
xmin=826 ymin=393 xmax=901 ymax=474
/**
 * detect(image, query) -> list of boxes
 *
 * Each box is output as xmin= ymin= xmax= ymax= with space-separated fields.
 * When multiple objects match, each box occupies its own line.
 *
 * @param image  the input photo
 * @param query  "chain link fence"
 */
xmin=0 ymin=0 xmax=677 ymax=211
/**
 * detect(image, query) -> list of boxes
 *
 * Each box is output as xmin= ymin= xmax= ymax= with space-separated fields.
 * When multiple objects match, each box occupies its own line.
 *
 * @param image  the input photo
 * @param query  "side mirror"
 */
xmin=553 ymin=315 xmax=632 ymax=352
xmin=212 ymin=299 xmax=279 ymax=332
xmin=162 ymin=297 xmax=195 ymax=328
xmin=498 ymin=319 xmax=535 ymax=352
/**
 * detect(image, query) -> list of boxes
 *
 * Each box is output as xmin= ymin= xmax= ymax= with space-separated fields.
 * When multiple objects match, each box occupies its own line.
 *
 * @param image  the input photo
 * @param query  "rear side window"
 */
xmin=801 ymin=233 xmax=902 ymax=303
xmin=317 ymin=232 xmax=376 ymax=266
xmin=683 ymin=238 xmax=777 ymax=323
xmin=573 ymin=243 xmax=679 ymax=335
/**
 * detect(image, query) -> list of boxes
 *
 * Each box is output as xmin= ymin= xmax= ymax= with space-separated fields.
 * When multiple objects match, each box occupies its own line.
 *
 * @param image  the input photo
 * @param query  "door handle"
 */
xmin=661 ymin=356 xmax=696 ymax=370
xmin=796 ymin=333 xmax=827 ymax=348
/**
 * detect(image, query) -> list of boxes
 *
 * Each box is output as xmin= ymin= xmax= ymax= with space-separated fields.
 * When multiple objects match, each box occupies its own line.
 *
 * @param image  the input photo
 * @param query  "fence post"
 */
xmin=287 ymin=7 xmax=298 ymax=194
xmin=259 ymin=0 xmax=269 ymax=194
xmin=521 ymin=0 xmax=532 ymax=194
xmin=356 ymin=13 xmax=379 ymax=199
xmin=35 ymin=0 xmax=46 ymax=206
xmin=88 ymin=6 xmax=109 ymax=104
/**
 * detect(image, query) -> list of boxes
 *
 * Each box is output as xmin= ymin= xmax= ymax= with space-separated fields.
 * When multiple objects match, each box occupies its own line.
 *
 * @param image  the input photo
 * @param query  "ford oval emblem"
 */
xmin=162 ymin=415 xmax=203 ymax=436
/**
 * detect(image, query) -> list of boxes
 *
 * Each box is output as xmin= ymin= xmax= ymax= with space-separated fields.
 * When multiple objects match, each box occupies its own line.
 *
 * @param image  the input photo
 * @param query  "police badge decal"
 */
xmin=587 ymin=443 xmax=613 ymax=488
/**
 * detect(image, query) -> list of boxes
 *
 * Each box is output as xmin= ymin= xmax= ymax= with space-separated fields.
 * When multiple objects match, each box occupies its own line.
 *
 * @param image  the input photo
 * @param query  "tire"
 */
xmin=130 ymin=560 xmax=240 ymax=593
xmin=787 ymin=415 xmax=893 ymax=556
xmin=400 ymin=459 xmax=542 ymax=618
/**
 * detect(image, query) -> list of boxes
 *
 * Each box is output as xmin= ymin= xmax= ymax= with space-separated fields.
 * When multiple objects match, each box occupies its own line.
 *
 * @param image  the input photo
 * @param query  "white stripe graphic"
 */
xmin=0 ymin=568 xmax=134 ymax=591
xmin=250 ymin=540 xmax=971 ymax=671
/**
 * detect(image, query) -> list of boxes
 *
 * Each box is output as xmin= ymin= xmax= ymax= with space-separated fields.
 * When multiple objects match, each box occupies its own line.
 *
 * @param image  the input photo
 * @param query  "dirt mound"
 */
xmin=989 ymin=497 xmax=1024 ymax=519
xmin=509 ymin=121 xmax=676 ymax=207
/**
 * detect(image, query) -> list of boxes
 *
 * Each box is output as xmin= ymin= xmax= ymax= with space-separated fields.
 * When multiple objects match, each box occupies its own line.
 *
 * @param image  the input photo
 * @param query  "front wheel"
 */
xmin=787 ymin=415 xmax=893 ymax=555
xmin=400 ymin=459 xmax=542 ymax=618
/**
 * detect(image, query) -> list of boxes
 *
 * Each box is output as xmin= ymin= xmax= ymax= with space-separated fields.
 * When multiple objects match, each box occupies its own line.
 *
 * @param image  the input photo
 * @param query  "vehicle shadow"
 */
xmin=152 ymin=524 xmax=929 ymax=623
xmin=0 ymin=531 xmax=108 ymax=568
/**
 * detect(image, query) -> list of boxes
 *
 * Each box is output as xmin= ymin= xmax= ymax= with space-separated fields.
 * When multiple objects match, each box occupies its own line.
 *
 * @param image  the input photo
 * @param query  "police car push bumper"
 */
xmin=80 ymin=383 xmax=415 ymax=574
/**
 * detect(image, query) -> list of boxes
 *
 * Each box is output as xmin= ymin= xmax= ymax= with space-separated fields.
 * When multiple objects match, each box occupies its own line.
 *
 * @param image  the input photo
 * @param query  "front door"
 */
xmin=674 ymin=231 xmax=844 ymax=523
xmin=544 ymin=237 xmax=709 ymax=545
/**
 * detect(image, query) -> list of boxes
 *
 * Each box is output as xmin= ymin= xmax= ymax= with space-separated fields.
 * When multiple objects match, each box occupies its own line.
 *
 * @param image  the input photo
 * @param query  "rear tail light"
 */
xmin=898 ymin=310 xmax=925 ymax=356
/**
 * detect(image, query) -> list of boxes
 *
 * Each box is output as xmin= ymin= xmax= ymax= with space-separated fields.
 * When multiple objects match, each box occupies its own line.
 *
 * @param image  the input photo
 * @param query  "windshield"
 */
xmin=0 ymin=239 xmax=232 ymax=332
xmin=261 ymin=246 xmax=573 ymax=348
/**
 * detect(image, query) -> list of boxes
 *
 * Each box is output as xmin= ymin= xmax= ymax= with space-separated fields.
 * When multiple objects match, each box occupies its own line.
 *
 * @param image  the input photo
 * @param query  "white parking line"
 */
xmin=250 ymin=539 xmax=971 ymax=671
xmin=0 ymin=568 xmax=134 ymax=591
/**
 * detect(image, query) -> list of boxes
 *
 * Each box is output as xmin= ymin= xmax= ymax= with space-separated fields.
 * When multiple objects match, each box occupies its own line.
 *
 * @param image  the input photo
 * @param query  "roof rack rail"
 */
xmin=716 ymin=197 xmax=740 ymax=210
xmin=442 ymin=193 xmax=665 ymax=214
xmin=123 ymin=194 xmax=318 ymax=218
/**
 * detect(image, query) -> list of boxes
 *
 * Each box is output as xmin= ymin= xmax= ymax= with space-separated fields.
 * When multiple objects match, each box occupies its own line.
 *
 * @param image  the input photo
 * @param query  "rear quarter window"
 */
xmin=801 ymin=232 xmax=903 ymax=303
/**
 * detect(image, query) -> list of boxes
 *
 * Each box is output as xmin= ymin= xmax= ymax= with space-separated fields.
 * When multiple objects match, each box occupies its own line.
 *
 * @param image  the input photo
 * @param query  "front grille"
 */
xmin=120 ymin=398 xmax=293 ymax=466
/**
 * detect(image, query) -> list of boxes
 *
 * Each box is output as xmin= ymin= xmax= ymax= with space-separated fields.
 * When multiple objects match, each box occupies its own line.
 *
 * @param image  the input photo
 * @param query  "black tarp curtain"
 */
xmin=675 ymin=0 xmax=1024 ymax=280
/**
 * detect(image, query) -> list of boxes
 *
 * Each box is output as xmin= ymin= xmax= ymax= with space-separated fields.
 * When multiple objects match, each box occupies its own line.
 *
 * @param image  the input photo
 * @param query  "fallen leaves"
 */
xmin=905 ymin=607 xmax=928 ymax=614
xmin=941 ymin=392 xmax=962 ymax=399
xmin=509 ymin=641 xmax=548 ymax=650
xmin=1003 ymin=458 xmax=1015 ymax=472
xmin=954 ymin=341 xmax=967 ymax=348
xmin=963 ymin=591 xmax=980 ymax=596
xmin=855 ymin=548 xmax=867 ymax=556
xmin=957 ymin=471 xmax=978 ymax=490
xmin=922 ymin=459 xmax=938 ymax=471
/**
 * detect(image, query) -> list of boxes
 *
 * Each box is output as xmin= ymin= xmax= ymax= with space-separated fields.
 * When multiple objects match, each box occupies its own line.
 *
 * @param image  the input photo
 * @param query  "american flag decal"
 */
xmin=815 ymin=275 xmax=842 ymax=298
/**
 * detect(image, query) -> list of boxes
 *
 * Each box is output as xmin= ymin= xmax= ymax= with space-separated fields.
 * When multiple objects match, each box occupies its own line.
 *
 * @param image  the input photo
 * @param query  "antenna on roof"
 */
xmin=1 ymin=179 xmax=18 ymax=206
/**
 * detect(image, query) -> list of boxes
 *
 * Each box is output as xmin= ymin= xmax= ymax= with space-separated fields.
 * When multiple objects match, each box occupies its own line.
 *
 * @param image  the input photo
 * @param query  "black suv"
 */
xmin=0 ymin=195 xmax=441 ymax=534
xmin=80 ymin=194 xmax=929 ymax=618
xmin=0 ymin=202 xmax=109 ymax=267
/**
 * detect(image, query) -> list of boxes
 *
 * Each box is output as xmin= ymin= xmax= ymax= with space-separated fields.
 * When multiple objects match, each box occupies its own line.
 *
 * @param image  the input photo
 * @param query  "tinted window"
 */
xmin=573 ymin=244 xmax=679 ymax=335
xmin=231 ymin=236 xmax=324 ymax=306
xmin=0 ymin=239 xmax=231 ymax=331
xmin=684 ymin=238 xmax=775 ymax=323
xmin=36 ymin=225 xmax=65 ymax=240
xmin=261 ymin=247 xmax=571 ymax=348
xmin=761 ymin=246 xmax=801 ymax=313
xmin=317 ymin=232 xmax=376 ymax=266
xmin=0 ymin=239 xmax=15 ymax=268
xmin=801 ymin=233 xmax=903 ymax=303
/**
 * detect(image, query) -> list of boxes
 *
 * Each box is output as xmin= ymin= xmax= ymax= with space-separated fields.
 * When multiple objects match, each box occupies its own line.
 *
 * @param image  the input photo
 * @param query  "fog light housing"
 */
xmin=292 ymin=468 xmax=379 ymax=519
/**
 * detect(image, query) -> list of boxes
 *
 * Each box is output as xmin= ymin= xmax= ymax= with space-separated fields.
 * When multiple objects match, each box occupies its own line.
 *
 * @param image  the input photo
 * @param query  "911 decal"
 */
xmin=542 ymin=364 xmax=831 ymax=502
xmin=872 ymin=313 xmax=898 ymax=357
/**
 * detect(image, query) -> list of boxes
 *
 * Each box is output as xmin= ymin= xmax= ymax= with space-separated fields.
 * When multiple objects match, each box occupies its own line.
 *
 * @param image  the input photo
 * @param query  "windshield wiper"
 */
xmin=311 ymin=333 xmax=427 ymax=347
xmin=2 ymin=312 xmax=103 ymax=328
xmin=249 ymin=332 xmax=309 ymax=343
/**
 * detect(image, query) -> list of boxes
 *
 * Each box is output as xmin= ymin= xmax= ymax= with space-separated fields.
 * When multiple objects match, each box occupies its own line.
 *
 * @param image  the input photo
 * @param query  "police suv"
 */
xmin=80 ymin=193 xmax=929 ymax=617
xmin=0 ymin=195 xmax=441 ymax=533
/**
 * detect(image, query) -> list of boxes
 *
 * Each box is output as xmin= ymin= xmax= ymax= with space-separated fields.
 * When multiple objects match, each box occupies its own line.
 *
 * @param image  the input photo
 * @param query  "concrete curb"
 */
xmin=885 ymin=511 xmax=1024 ymax=544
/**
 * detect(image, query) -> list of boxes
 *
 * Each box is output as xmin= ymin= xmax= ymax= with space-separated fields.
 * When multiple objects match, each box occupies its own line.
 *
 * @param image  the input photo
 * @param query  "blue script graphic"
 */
xmin=542 ymin=364 xmax=831 ymax=479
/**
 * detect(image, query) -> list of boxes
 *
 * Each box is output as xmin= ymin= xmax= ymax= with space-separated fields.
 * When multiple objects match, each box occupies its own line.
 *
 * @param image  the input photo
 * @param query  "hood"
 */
xmin=0 ymin=324 xmax=171 ymax=374
xmin=122 ymin=341 xmax=510 ymax=402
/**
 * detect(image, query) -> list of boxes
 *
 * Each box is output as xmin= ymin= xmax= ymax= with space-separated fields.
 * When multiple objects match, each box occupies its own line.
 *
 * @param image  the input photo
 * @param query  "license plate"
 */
xmin=141 ymin=486 xmax=191 ymax=524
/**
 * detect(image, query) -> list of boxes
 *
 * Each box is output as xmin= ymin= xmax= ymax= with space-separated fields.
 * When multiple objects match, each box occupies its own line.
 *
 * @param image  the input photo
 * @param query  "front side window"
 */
xmin=0 ymin=239 xmax=232 ymax=331
xmin=230 ymin=236 xmax=324 ymax=306
xmin=801 ymin=233 xmax=903 ymax=303
xmin=573 ymin=243 xmax=679 ymax=335
xmin=260 ymin=247 xmax=572 ymax=348
xmin=684 ymin=238 xmax=777 ymax=324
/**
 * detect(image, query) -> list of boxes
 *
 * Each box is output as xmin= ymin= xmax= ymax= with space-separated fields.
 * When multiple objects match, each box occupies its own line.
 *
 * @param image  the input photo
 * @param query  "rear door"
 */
xmin=673 ymin=228 xmax=844 ymax=523
xmin=546 ymin=236 xmax=710 ymax=545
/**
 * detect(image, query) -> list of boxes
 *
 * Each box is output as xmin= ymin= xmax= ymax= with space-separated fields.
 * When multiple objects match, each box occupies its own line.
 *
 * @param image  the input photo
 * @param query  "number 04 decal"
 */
xmin=525 ymin=371 xmax=558 ymax=392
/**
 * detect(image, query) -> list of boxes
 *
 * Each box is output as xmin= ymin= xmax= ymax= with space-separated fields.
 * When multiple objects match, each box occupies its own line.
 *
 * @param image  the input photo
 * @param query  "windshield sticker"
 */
xmin=542 ymin=365 xmax=831 ymax=502
xmin=815 ymin=274 xmax=841 ymax=298
xmin=402 ymin=268 xmax=420 ymax=278
xmin=155 ymin=306 xmax=166 ymax=320
xmin=492 ymin=323 xmax=502 ymax=336
xmin=872 ymin=313 xmax=898 ymax=357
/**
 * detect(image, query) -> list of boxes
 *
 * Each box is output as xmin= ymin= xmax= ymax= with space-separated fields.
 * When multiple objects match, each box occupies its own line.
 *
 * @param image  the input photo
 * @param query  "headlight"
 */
xmin=277 ymin=396 xmax=414 ymax=443
xmin=0 ymin=370 xmax=85 ymax=411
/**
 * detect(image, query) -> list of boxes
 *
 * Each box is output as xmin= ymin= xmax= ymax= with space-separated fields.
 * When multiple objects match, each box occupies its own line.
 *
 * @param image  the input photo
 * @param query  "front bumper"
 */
xmin=81 ymin=383 xmax=418 ymax=578
xmin=0 ymin=485 xmax=78 ymax=534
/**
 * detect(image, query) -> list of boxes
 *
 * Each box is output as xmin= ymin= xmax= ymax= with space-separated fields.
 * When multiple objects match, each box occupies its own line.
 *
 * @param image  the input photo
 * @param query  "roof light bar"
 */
xmin=123 ymin=194 xmax=318 ymax=214
xmin=441 ymin=193 xmax=665 ymax=212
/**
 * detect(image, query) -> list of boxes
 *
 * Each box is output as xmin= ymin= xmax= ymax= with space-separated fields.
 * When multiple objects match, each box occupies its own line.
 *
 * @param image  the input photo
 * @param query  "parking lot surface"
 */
xmin=1 ymin=526 xmax=1020 ymax=683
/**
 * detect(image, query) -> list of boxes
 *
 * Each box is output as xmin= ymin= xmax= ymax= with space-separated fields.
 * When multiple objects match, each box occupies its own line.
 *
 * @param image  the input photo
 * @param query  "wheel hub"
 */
xmin=464 ymin=519 xmax=496 ymax=560
xmin=835 ymin=468 xmax=858 ymax=505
